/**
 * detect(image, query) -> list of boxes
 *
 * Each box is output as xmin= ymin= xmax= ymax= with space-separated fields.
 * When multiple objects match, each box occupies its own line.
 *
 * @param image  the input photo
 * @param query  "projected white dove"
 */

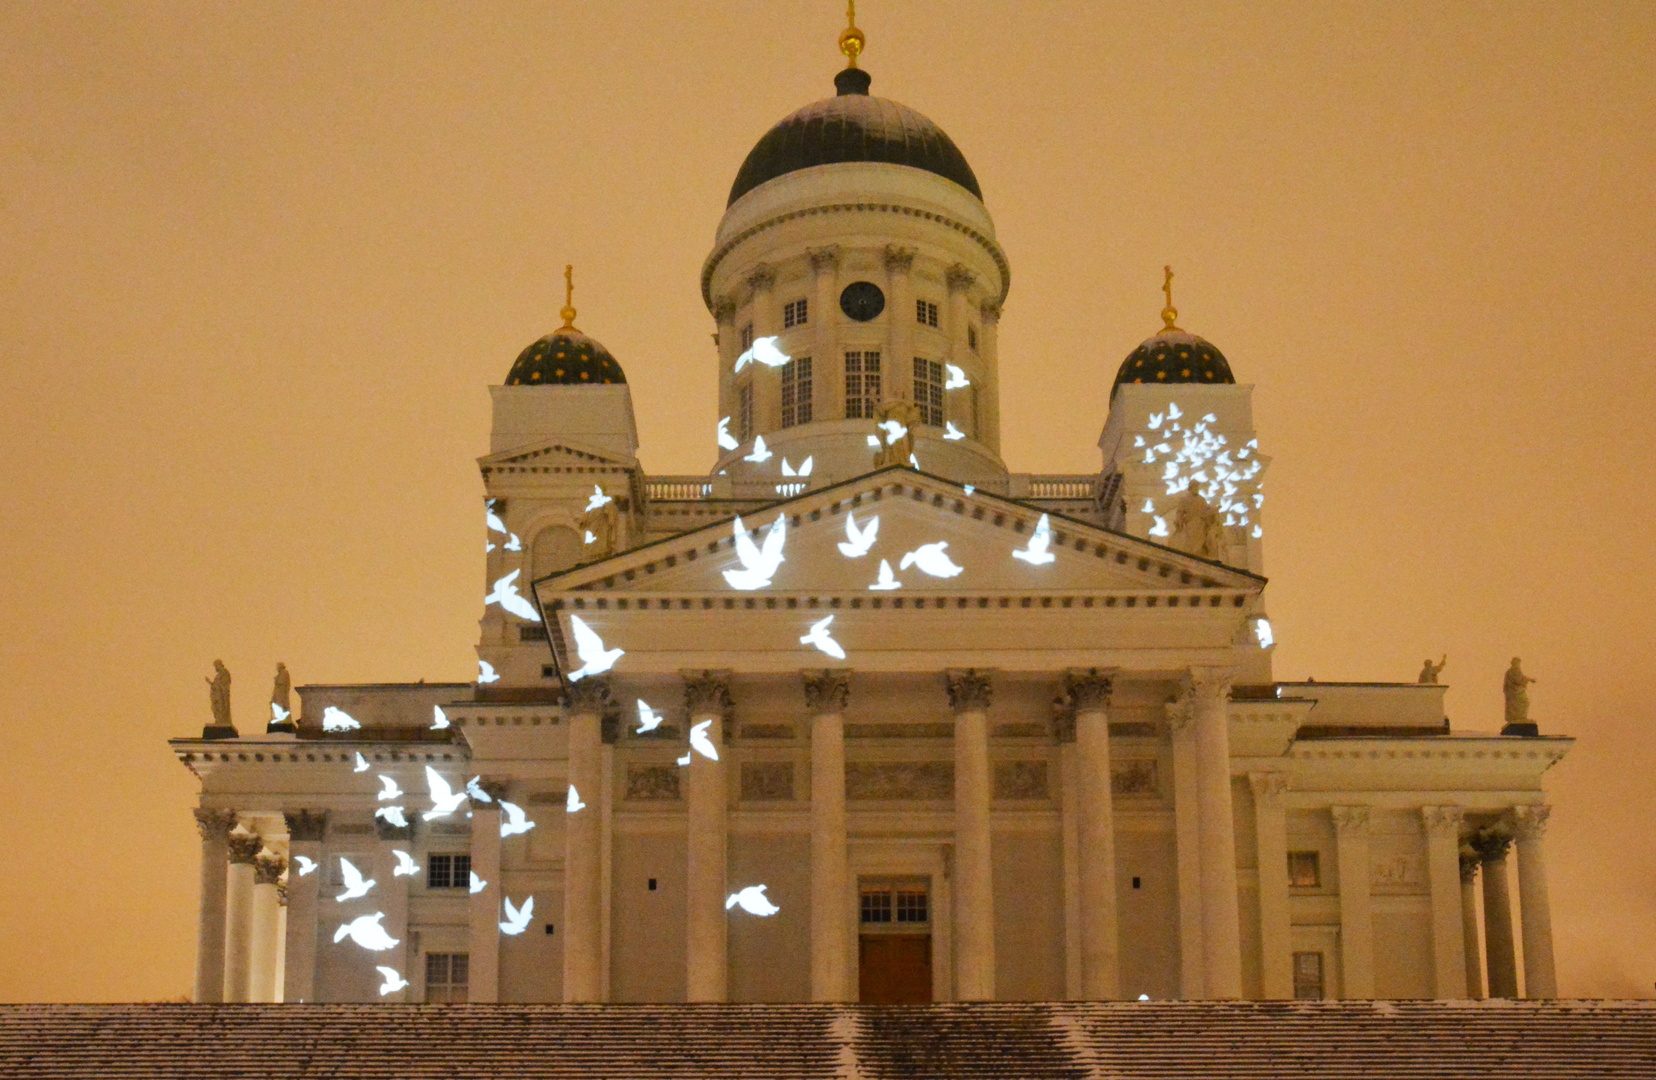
xmin=1012 ymin=513 xmax=1057 ymax=566
xmin=944 ymin=363 xmax=969 ymax=389
xmin=375 ymin=967 xmax=409 ymax=995
xmin=353 ymin=752 xmax=370 ymax=773
xmin=963 ymin=485 xmax=975 ymax=496
xmin=1254 ymin=618 xmax=1274 ymax=649
xmin=837 ymin=511 xmax=879 ymax=558
xmin=877 ymin=420 xmax=908 ymax=445
xmin=485 ymin=569 xmax=541 ymax=622
xmin=374 ymin=807 xmax=409 ymax=829
xmin=780 ymin=456 xmax=814 ymax=477
xmin=392 ymin=850 xmax=420 ymax=877
xmin=504 ymin=532 xmax=522 ymax=552
xmin=800 ymin=615 xmax=846 ymax=660
xmin=293 ymin=856 xmax=318 ymax=877
xmin=688 ymin=720 xmax=720 ymax=762
xmin=470 ymin=871 xmax=487 ymax=894
xmin=868 ymin=559 xmax=901 ymax=591
xmin=322 ymin=707 xmax=361 ymax=732
xmin=743 ymin=434 xmax=773 ymax=464
xmin=270 ymin=702 xmax=290 ymax=724
xmin=908 ymin=453 xmax=920 ymax=469
xmin=866 ymin=434 xmax=881 ymax=448
xmin=567 ymin=615 xmax=624 ymax=681
xmin=477 ymin=660 xmax=500 ymax=684
xmin=585 ymin=485 xmax=614 ymax=512
xmin=717 ymin=416 xmax=739 ymax=451
xmin=899 ymin=542 xmax=963 ymax=578
xmin=431 ymin=705 xmax=449 ymax=730
xmin=485 ymin=500 xmax=507 ymax=535
xmin=499 ymin=800 xmax=536 ymax=838
xmin=734 ymin=335 xmax=789 ymax=371
xmin=677 ymin=752 xmax=691 ymax=766
xmin=636 ymin=699 xmax=665 ymax=733
xmin=722 ymin=513 xmax=786 ymax=591
xmin=566 ymin=784 xmax=586 ymax=813
xmin=376 ymin=775 xmax=403 ymax=802
xmin=943 ymin=421 xmax=966 ymax=441
xmin=423 ymin=766 xmax=468 ymax=820
xmin=335 ymin=857 xmax=375 ymax=902
xmin=500 ymin=895 xmax=534 ymax=936
xmin=725 ymin=885 xmax=780 ymax=916
xmin=334 ymin=912 xmax=398 ymax=951
xmin=464 ymin=776 xmax=493 ymax=804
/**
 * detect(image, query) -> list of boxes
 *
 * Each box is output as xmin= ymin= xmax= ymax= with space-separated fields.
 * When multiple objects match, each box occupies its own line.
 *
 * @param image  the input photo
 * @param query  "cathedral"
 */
xmin=173 ymin=17 xmax=1570 ymax=1008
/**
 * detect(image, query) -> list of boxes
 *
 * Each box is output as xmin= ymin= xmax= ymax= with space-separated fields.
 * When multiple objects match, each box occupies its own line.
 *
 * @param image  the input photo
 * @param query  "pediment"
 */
xmin=534 ymin=468 xmax=1263 ymax=599
xmin=478 ymin=436 xmax=637 ymax=472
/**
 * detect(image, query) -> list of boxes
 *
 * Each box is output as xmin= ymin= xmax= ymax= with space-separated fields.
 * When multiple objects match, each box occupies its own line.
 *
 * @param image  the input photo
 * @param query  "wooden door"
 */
xmin=858 ymin=934 xmax=932 ymax=1004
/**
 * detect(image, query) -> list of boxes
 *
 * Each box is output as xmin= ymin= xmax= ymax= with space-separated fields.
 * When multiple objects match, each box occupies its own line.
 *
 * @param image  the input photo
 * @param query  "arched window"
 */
xmin=531 ymin=525 xmax=582 ymax=580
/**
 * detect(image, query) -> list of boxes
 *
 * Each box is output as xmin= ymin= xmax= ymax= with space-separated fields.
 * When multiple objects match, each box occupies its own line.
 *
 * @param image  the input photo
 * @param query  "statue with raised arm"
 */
xmin=1503 ymin=657 xmax=1536 ymax=725
xmin=206 ymin=660 xmax=232 ymax=728
xmin=1168 ymin=480 xmax=1223 ymax=559
xmin=1418 ymin=655 xmax=1446 ymax=684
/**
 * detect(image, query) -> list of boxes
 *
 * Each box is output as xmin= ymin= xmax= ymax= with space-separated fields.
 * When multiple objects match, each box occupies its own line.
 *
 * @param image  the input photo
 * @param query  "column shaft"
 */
xmin=684 ymin=672 xmax=731 ymax=1002
xmin=1332 ymin=806 xmax=1375 ymax=998
xmin=1191 ymin=672 xmax=1241 ymax=998
xmin=1422 ymin=807 xmax=1468 ymax=998
xmin=1168 ymin=705 xmax=1205 ymax=998
xmin=807 ymin=672 xmax=850 ymax=1002
xmin=1459 ymin=856 xmax=1485 ymax=999
xmin=809 ymin=249 xmax=842 ymax=415
xmin=1513 ymin=806 xmax=1557 ymax=998
xmin=976 ymin=302 xmax=1002 ymax=453
xmin=1071 ymin=671 xmax=1118 ymax=1000
xmin=223 ymin=832 xmax=262 ymax=1002
xmin=885 ymin=248 xmax=916 ymax=408
xmin=374 ymin=841 xmax=410 ymax=999
xmin=192 ymin=809 xmax=235 ymax=1003
xmin=249 ymin=853 xmax=286 ymax=1002
xmin=954 ymin=706 xmax=995 ymax=999
xmin=1249 ymin=774 xmax=1292 ymax=999
xmin=1476 ymin=829 xmax=1519 ymax=998
xmin=1059 ymin=741 xmax=1083 ymax=998
xmin=563 ymin=701 xmax=604 ymax=1001
xmin=469 ymin=804 xmax=503 ymax=1002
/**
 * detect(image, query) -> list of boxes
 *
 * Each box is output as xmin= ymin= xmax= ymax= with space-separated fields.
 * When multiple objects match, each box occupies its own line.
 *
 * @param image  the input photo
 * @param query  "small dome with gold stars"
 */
xmin=1112 ymin=266 xmax=1235 ymax=394
xmin=505 ymin=327 xmax=626 ymax=386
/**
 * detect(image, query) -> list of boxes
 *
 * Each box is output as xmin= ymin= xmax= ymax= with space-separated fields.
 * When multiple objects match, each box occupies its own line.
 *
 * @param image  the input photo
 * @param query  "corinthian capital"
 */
xmin=1421 ymin=805 xmax=1465 ymax=838
xmin=226 ymin=831 xmax=264 ymax=865
xmin=683 ymin=670 xmax=734 ymax=719
xmin=746 ymin=264 xmax=776 ymax=292
xmin=1185 ymin=667 xmax=1236 ymax=707
xmin=945 ymin=264 xmax=976 ymax=291
xmin=808 ymin=246 xmax=841 ymax=273
xmin=566 ymin=674 xmax=613 ymax=714
xmin=1164 ymin=696 xmax=1195 ymax=734
xmin=1468 ymin=825 xmax=1512 ymax=862
xmin=802 ymin=670 xmax=849 ymax=715
xmin=1248 ymin=772 xmax=1290 ymax=800
xmin=1331 ymin=805 xmax=1370 ymax=836
xmin=712 ymin=296 xmax=737 ymax=324
xmin=283 ymin=809 xmax=328 ymax=843
xmin=946 ymin=669 xmax=993 ymax=714
xmin=979 ymin=299 xmax=1003 ymax=322
xmin=1511 ymin=804 xmax=1551 ymax=842
xmin=252 ymin=853 xmax=287 ymax=887
xmin=1064 ymin=669 xmax=1115 ymax=713
xmin=883 ymin=245 xmax=915 ymax=274
xmin=194 ymin=808 xmax=238 ymax=842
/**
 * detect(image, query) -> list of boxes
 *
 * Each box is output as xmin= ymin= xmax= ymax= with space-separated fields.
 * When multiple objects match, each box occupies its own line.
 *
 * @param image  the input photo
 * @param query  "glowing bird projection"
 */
xmin=743 ymin=435 xmax=773 ymax=464
xmin=500 ymin=895 xmax=534 ymax=936
xmin=717 ymin=416 xmax=739 ymax=451
xmin=1012 ymin=513 xmax=1057 ymax=566
xmin=334 ymin=857 xmax=376 ymax=902
xmin=876 ymin=419 xmax=908 ymax=445
xmin=431 ymin=705 xmax=449 ymax=730
xmin=944 ymin=363 xmax=969 ymax=390
xmin=334 ymin=912 xmax=399 ymax=951
xmin=566 ymin=615 xmax=625 ymax=681
xmin=504 ymin=533 xmax=522 ymax=552
xmin=899 ymin=542 xmax=963 ymax=578
xmin=963 ymin=485 xmax=975 ymax=496
xmin=943 ymin=421 xmax=966 ymax=441
xmin=353 ymin=752 xmax=370 ymax=773
xmin=464 ymin=776 xmax=493 ymax=804
xmin=837 ymin=511 xmax=879 ymax=558
xmin=293 ymin=856 xmax=318 ymax=877
xmin=908 ymin=454 xmax=920 ymax=469
xmin=677 ymin=752 xmax=691 ymax=766
xmin=423 ymin=766 xmax=468 ymax=820
xmin=270 ymin=702 xmax=290 ymax=724
xmin=469 ymin=871 xmax=487 ymax=895
xmin=725 ymin=884 xmax=781 ymax=916
xmin=392 ymin=850 xmax=420 ymax=877
xmin=1149 ymin=516 xmax=1171 ymax=538
xmin=780 ymin=456 xmax=814 ymax=477
xmin=1254 ymin=618 xmax=1275 ymax=649
xmin=585 ymin=485 xmax=613 ymax=512
xmin=376 ymin=775 xmax=403 ymax=802
xmin=477 ymin=660 xmax=500 ymax=684
xmin=868 ymin=559 xmax=902 ymax=591
xmin=485 ymin=500 xmax=507 ymax=536
xmin=799 ymin=615 xmax=846 ymax=660
xmin=322 ymin=707 xmax=361 ymax=732
xmin=566 ymin=784 xmax=586 ymax=813
xmin=722 ymin=513 xmax=787 ymax=591
xmin=584 ymin=530 xmax=597 ymax=545
xmin=636 ymin=699 xmax=665 ymax=734
xmin=484 ymin=569 xmax=541 ymax=622
xmin=688 ymin=720 xmax=720 ymax=762
xmin=734 ymin=335 xmax=789 ymax=371
xmin=375 ymin=967 xmax=409 ymax=995
xmin=374 ymin=807 xmax=409 ymax=829
xmin=866 ymin=435 xmax=881 ymax=448
xmin=499 ymin=800 xmax=536 ymax=838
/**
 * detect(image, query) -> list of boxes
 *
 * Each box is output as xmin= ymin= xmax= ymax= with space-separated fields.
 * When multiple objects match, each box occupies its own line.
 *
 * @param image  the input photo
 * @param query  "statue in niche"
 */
xmin=1418 ymin=655 xmax=1447 ymax=684
xmin=872 ymin=399 xmax=921 ymax=470
xmin=1167 ymin=480 xmax=1224 ymax=559
xmin=1503 ymin=658 xmax=1536 ymax=724
xmin=577 ymin=488 xmax=621 ymax=561
xmin=206 ymin=660 xmax=232 ymax=727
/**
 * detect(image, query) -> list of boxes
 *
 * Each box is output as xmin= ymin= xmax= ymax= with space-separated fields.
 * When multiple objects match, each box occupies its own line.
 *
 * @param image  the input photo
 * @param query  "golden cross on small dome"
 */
xmin=839 ymin=0 xmax=865 ymax=68
xmin=1160 ymin=265 xmax=1180 ymax=332
xmin=560 ymin=264 xmax=578 ymax=330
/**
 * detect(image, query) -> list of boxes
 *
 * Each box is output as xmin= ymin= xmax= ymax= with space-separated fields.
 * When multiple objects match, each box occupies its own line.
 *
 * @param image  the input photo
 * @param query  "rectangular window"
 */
xmin=739 ymin=323 xmax=754 ymax=351
xmin=860 ymin=889 xmax=893 ymax=924
xmin=783 ymin=298 xmax=808 ymax=328
xmin=967 ymin=324 xmax=979 ymax=352
xmin=425 ymin=952 xmax=470 ymax=1003
xmin=780 ymin=356 xmax=812 ymax=428
xmin=518 ymin=624 xmax=548 ymax=642
xmin=1288 ymin=851 xmax=1321 ymax=888
xmin=916 ymin=300 xmax=938 ymax=327
xmin=845 ymin=351 xmax=882 ymax=419
xmin=895 ymin=890 xmax=929 ymax=924
xmin=913 ymin=357 xmax=944 ymax=427
xmin=426 ymin=853 xmax=472 ymax=890
xmin=737 ymin=381 xmax=754 ymax=443
xmin=1292 ymin=951 xmax=1325 ymax=1000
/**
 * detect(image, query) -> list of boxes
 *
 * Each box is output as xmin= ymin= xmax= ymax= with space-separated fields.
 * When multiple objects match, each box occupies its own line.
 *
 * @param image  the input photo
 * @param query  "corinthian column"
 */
xmin=885 ymin=246 xmax=916 ymax=403
xmin=249 ymin=853 xmax=286 ymax=1002
xmin=192 ymin=809 xmax=237 ymax=1003
xmin=804 ymin=670 xmax=851 ymax=1001
xmin=281 ymin=810 xmax=326 ymax=1003
xmin=747 ymin=266 xmax=779 ymax=431
xmin=683 ymin=670 xmax=732 ymax=1001
xmin=808 ymin=248 xmax=842 ymax=415
xmin=1422 ymin=806 xmax=1468 ymax=998
xmin=223 ymin=830 xmax=263 ymax=1002
xmin=1069 ymin=670 xmax=1119 ymax=999
xmin=1165 ymin=698 xmax=1205 ymax=998
xmin=1189 ymin=669 xmax=1241 ymax=998
xmin=947 ymin=669 xmax=995 ymax=1000
xmin=1472 ymin=826 xmax=1518 ymax=998
xmin=976 ymin=301 xmax=1002 ymax=453
xmin=1459 ymin=851 xmax=1485 ymax=999
xmin=1249 ymin=773 xmax=1292 ymax=999
xmin=1512 ymin=805 xmax=1557 ymax=998
xmin=945 ymin=264 xmax=976 ymax=377
xmin=563 ymin=676 xmax=609 ymax=1002
xmin=1332 ymin=806 xmax=1374 ymax=998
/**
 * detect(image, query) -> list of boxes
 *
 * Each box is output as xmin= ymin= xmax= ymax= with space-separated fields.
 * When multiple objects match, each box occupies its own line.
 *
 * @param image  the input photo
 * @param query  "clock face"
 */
xmin=839 ymin=281 xmax=886 ymax=322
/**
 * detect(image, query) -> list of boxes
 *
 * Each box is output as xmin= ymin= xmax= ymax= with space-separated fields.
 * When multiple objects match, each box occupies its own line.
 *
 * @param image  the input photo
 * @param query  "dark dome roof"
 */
xmin=505 ymin=327 xmax=626 ymax=386
xmin=1113 ymin=330 xmax=1235 ymax=393
xmin=728 ymin=67 xmax=982 ymax=207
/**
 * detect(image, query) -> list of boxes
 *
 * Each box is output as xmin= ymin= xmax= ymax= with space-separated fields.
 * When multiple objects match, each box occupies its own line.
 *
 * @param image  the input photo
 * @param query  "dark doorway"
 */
xmin=859 ymin=934 xmax=932 ymax=1004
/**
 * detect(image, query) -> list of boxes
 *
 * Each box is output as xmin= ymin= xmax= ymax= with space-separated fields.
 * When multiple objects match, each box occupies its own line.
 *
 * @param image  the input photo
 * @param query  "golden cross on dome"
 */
xmin=840 ymin=0 xmax=865 ymax=68
xmin=1160 ymin=265 xmax=1180 ymax=331
xmin=560 ymin=264 xmax=578 ymax=330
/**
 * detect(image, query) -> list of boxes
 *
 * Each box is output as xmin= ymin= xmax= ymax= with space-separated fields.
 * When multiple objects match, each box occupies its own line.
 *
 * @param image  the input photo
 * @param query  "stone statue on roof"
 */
xmin=1419 ymin=655 xmax=1446 ymax=684
xmin=1503 ymin=657 xmax=1535 ymax=724
xmin=1168 ymin=480 xmax=1224 ymax=560
xmin=206 ymin=660 xmax=231 ymax=728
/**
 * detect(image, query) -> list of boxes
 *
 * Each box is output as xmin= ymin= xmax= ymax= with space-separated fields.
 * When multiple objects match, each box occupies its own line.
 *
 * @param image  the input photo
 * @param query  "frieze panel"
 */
xmin=740 ymin=723 xmax=795 ymax=740
xmin=846 ymin=762 xmax=953 ymax=801
xmin=846 ymin=722 xmax=953 ymax=739
xmin=741 ymin=762 xmax=795 ymax=801
xmin=625 ymin=765 xmax=682 ymax=802
xmin=993 ymin=761 xmax=1049 ymax=800
xmin=1370 ymin=852 xmax=1427 ymax=892
xmin=1111 ymin=759 xmax=1160 ymax=796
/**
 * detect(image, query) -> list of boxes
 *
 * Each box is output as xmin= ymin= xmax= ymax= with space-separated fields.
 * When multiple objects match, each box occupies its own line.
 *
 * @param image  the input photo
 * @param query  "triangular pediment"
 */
xmin=478 ymin=436 xmax=637 ymax=472
xmin=535 ymin=468 xmax=1262 ymax=598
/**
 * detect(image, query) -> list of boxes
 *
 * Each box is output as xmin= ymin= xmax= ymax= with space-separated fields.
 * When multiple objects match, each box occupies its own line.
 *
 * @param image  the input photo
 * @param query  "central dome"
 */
xmin=727 ymin=68 xmax=982 ymax=207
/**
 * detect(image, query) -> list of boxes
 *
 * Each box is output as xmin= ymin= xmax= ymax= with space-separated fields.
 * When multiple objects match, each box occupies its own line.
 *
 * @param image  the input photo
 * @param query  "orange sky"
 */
xmin=1 ymin=2 xmax=1652 ymax=1001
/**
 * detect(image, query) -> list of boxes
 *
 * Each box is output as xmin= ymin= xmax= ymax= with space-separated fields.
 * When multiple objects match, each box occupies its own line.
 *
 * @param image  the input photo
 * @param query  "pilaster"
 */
xmin=1248 ymin=772 xmax=1292 ymax=999
xmin=1331 ymin=805 xmax=1374 ymax=998
xmin=946 ymin=669 xmax=995 ymax=1000
xmin=469 ymin=793 xmax=504 ymax=1003
xmin=281 ymin=810 xmax=325 ymax=1004
xmin=563 ymin=675 xmax=610 ymax=1002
